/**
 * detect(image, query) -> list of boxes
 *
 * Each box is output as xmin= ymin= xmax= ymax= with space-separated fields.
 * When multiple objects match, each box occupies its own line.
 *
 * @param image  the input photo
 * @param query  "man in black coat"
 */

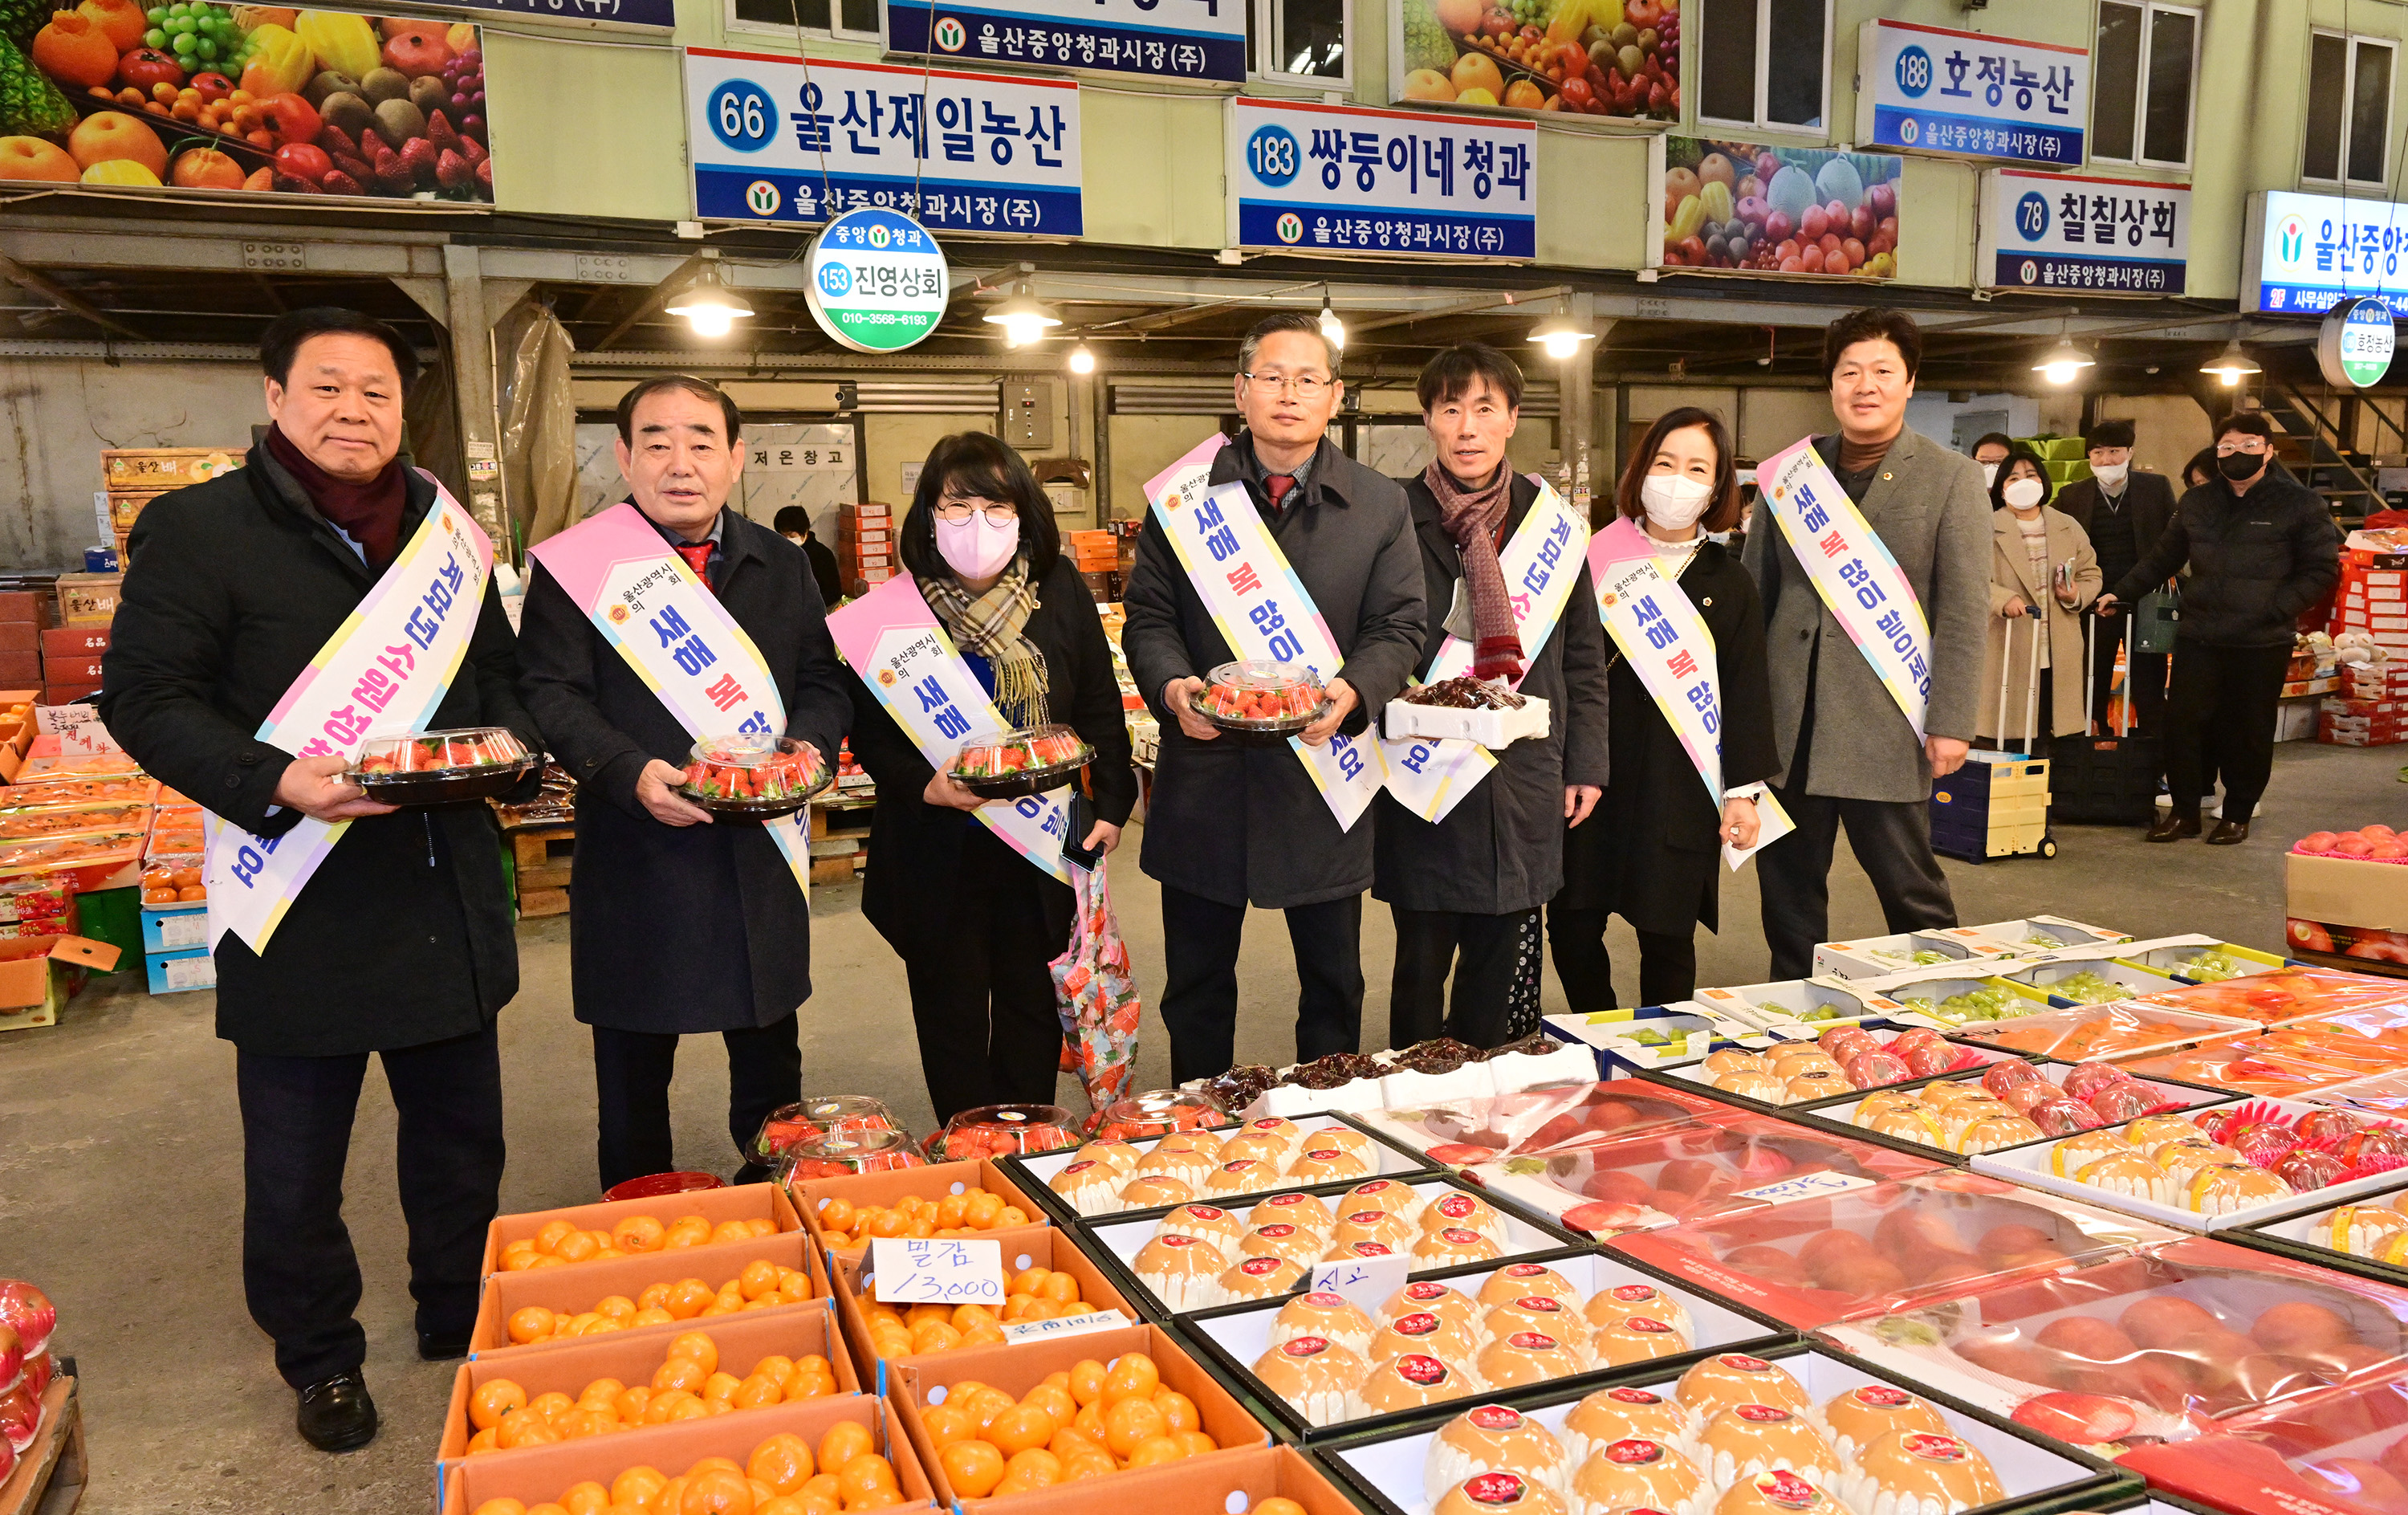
xmin=2053 ymin=418 xmax=2179 ymax=734
xmin=2097 ymin=409 xmax=2339 ymax=845
xmin=100 ymin=307 xmax=541 ymax=1453
xmin=776 ymin=505 xmax=845 ymax=609
xmin=519 ymin=377 xmax=851 ymax=1191
xmin=1123 ymin=313 xmax=1426 ymax=1082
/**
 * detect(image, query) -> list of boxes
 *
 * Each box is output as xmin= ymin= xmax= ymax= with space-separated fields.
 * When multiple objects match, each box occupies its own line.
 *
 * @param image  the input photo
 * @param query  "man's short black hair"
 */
xmin=2085 ymin=418 xmax=2138 ymax=451
xmin=1971 ymin=432 xmax=2015 ymax=458
xmin=261 ymin=307 xmax=419 ymax=396
xmin=2217 ymin=409 xmax=2276 ymax=444
xmin=1822 ymin=307 xmax=1922 ymax=382
xmin=773 ymin=507 xmax=811 ymax=537
xmin=615 ymin=375 xmax=743 ymax=445
xmin=1239 ymin=312 xmax=1340 ymax=376
xmin=1417 ymin=344 xmax=1524 ymax=414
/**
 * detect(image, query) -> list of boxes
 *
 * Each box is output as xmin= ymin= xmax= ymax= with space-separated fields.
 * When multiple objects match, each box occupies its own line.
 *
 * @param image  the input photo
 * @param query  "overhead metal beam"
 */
xmin=0 ymin=252 xmax=142 ymax=341
xmin=592 ymin=251 xmax=714 ymax=352
xmin=1346 ymin=286 xmax=1568 ymax=338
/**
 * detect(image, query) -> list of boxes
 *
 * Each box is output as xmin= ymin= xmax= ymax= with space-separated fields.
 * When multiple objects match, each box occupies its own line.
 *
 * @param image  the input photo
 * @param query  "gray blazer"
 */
xmin=1742 ymin=426 xmax=1992 ymax=803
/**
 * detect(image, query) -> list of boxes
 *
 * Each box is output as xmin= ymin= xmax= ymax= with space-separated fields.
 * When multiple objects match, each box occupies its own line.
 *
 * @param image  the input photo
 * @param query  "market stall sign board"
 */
xmin=413 ymin=0 xmax=672 ymax=29
xmin=684 ymin=49 xmax=1083 ymax=236
xmin=883 ymin=0 xmax=1243 ymax=83
xmin=2245 ymin=189 xmax=2408 ymax=316
xmin=2321 ymin=296 xmax=2396 ymax=389
xmin=1223 ymin=96 xmax=1536 ymax=259
xmin=1855 ymin=19 xmax=2086 ymax=165
xmin=803 ymin=207 xmax=949 ymax=353
xmin=1977 ymin=169 xmax=2187 ymax=294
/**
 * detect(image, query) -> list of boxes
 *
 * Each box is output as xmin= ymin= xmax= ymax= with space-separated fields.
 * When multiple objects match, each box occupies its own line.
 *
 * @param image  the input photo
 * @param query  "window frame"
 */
xmin=1250 ymin=0 xmax=1352 ymax=88
xmin=2089 ymin=0 xmax=2201 ymax=171
xmin=2303 ymin=27 xmax=2398 ymax=189
xmin=722 ymin=0 xmax=880 ymax=47
xmin=1694 ymin=0 xmax=1835 ymax=136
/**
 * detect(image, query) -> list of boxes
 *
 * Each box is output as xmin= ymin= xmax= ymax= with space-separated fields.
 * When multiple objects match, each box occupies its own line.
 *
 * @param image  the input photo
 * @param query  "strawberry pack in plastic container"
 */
xmin=1462 ymin=1115 xmax=1942 ymax=1238
xmin=1820 ymin=1236 xmax=2408 ymax=1460
xmin=2119 ymin=1359 xmax=2408 ymax=1515
xmin=0 ymin=1277 xmax=59 ymax=1477
xmin=1605 ymin=1171 xmax=2174 ymax=1330
xmin=1352 ymin=1080 xmax=1729 ymax=1167
xmin=2137 ymin=967 xmax=2408 ymax=1030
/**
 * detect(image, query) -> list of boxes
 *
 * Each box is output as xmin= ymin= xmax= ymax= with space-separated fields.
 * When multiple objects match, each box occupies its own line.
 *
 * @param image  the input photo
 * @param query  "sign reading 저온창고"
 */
xmin=1978 ymin=170 xmax=2189 ymax=294
xmin=2246 ymin=189 xmax=2408 ymax=316
xmin=1224 ymin=96 xmax=1536 ymax=259
xmin=1855 ymin=19 xmax=2086 ymax=165
xmin=884 ymin=0 xmax=1244 ymax=83
xmin=685 ymin=49 xmax=1083 ymax=236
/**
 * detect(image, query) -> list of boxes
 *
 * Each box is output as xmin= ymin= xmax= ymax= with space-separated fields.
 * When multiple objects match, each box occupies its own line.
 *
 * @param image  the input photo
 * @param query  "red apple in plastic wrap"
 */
xmin=0 ymin=1383 xmax=37 ymax=1454
xmin=0 ymin=1284 xmax=52 ymax=1358
xmin=15 ymin=1355 xmax=47 ymax=1402
xmin=0 ymin=1326 xmax=17 ymax=1392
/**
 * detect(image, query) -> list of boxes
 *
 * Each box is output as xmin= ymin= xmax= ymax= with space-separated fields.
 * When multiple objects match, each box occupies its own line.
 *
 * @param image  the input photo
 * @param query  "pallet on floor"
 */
xmin=0 ymin=1374 xmax=85 ymax=1515
xmin=510 ymin=825 xmax=574 ymax=918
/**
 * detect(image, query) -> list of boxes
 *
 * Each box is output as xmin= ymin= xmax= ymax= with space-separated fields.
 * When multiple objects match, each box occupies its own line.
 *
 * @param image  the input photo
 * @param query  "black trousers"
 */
xmin=592 ymin=1015 xmax=803 ymax=1192
xmin=1546 ymin=908 xmax=1698 ymax=1011
xmin=236 ymin=1024 xmax=505 ymax=1389
xmin=1389 ymin=906 xmax=1535 ymax=1049
xmin=1160 ymin=885 xmax=1361 ymax=1082
xmin=1759 ymin=777 xmax=1956 ymax=981
xmin=2163 ymin=638 xmax=2293 ymax=823
xmin=903 ymin=834 xmax=1067 ymax=1124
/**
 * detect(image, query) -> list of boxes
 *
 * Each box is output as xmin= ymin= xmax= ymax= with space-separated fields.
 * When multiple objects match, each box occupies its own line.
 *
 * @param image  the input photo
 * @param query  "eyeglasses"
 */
xmin=2215 ymin=441 xmax=2268 ymax=455
xmin=933 ymin=497 xmax=1019 ymax=523
xmin=1240 ymin=372 xmax=1333 ymax=400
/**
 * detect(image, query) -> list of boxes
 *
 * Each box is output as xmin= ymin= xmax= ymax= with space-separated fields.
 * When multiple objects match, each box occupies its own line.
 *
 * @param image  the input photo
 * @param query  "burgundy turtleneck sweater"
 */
xmin=265 ymin=425 xmax=407 ymax=569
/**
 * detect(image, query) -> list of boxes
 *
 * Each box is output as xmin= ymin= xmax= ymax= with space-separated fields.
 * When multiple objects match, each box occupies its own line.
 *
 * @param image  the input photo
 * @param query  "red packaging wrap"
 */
xmin=1951 ymin=1004 xmax=2257 ymax=1062
xmin=2119 ymin=1358 xmax=2408 ymax=1515
xmin=1354 ymin=1080 xmax=1728 ymax=1165
xmin=2139 ymin=967 xmax=2408 ymax=1028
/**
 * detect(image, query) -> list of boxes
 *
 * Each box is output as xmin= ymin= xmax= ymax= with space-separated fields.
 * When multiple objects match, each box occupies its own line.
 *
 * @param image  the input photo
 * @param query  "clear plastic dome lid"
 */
xmin=353 ymin=727 xmax=530 ymax=776
xmin=937 ymin=1102 xmax=1080 ymax=1159
xmin=778 ymin=1126 xmax=925 ymax=1180
xmin=1200 ymin=660 xmax=1324 ymax=723
xmin=748 ymin=1094 xmax=901 ymax=1164
xmin=1094 ymin=1089 xmax=1234 ymax=1143
xmin=681 ymin=734 xmax=827 ymax=800
xmin=951 ymin=724 xmax=1092 ymax=779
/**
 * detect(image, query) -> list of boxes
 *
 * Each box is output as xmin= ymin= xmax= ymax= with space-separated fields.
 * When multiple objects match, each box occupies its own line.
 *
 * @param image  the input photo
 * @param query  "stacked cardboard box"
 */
xmin=836 ymin=502 xmax=894 ymax=590
xmin=101 ymin=447 xmax=241 ymax=562
xmin=2333 ymin=559 xmax=2408 ymax=648
xmin=0 ymin=593 xmax=51 ymax=702
xmin=43 ymin=580 xmax=115 ymax=706
xmin=2343 ymin=661 xmax=2408 ymax=702
xmin=1067 ymin=527 xmax=1117 ymax=601
xmin=2321 ymin=696 xmax=2408 ymax=745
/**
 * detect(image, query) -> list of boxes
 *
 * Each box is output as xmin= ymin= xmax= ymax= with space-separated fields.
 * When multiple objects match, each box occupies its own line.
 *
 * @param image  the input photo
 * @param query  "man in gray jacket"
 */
xmin=1743 ymin=308 xmax=1991 ymax=979
xmin=1124 ymin=313 xmax=1426 ymax=1081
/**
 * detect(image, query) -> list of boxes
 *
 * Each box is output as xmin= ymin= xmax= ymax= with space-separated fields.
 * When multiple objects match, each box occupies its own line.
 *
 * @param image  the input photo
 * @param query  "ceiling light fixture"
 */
xmin=2200 ymin=339 xmax=2260 ymax=387
xmin=664 ymin=263 xmax=755 ymax=339
xmin=2033 ymin=332 xmax=2094 ymax=385
xmin=1068 ymin=343 xmax=1096 ymax=375
xmin=982 ymin=279 xmax=1062 ymax=347
xmin=1528 ymin=301 xmax=1596 ymax=361
xmin=1317 ymin=288 xmax=1347 ymax=351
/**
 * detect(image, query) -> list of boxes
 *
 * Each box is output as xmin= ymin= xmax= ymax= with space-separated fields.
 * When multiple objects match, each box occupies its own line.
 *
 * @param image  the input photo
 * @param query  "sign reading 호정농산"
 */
xmin=1857 ymin=18 xmax=2087 ymax=165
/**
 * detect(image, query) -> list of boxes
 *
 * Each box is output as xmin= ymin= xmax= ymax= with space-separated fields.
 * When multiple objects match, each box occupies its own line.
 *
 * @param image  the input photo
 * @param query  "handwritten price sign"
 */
xmin=868 ymin=1238 xmax=1006 ymax=1304
xmin=1000 ymin=1310 xmax=1129 ymax=1346
xmin=1731 ymin=1171 xmax=1878 ymax=1207
xmin=1307 ymin=1251 xmax=1409 ymax=1314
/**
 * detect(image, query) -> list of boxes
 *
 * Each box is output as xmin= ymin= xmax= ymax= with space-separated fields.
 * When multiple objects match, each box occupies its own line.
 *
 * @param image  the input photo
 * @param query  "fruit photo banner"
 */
xmin=0 ymin=4 xmax=494 ymax=202
xmin=1649 ymin=133 xmax=1902 ymax=279
xmin=1388 ymin=0 xmax=1677 ymax=120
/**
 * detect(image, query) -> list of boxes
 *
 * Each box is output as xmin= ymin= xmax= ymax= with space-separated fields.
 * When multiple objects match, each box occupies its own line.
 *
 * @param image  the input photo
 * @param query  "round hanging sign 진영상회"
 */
xmin=804 ymin=207 xmax=950 ymax=355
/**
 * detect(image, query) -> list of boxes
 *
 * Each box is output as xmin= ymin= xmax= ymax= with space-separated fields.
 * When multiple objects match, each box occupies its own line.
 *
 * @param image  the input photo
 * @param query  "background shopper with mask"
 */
xmin=848 ymin=432 xmax=1135 ymax=1121
xmin=2097 ymin=410 xmax=2339 ymax=845
xmin=1979 ymin=445 xmax=2101 ymax=754
xmin=1372 ymin=344 xmax=1609 ymax=1045
xmin=2052 ymin=420 xmax=2177 ymax=735
xmin=1552 ymin=406 xmax=1777 ymax=1008
xmin=1970 ymin=432 xmax=2014 ymax=491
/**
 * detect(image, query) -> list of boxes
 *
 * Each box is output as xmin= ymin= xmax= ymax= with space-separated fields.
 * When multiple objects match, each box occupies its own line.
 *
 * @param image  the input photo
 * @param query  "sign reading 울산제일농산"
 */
xmin=685 ymin=49 xmax=1082 ymax=236
xmin=1224 ymin=96 xmax=1536 ymax=259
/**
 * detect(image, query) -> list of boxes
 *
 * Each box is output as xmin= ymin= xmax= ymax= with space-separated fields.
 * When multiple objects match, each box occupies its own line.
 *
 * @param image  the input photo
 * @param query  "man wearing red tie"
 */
xmin=519 ymin=377 xmax=852 ymax=1190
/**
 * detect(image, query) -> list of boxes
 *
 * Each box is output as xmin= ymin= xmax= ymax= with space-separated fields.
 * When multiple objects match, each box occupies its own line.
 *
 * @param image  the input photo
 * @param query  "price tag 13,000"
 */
xmin=868 ymin=1237 xmax=1005 ymax=1305
xmin=1308 ymin=1250 xmax=1410 ymax=1315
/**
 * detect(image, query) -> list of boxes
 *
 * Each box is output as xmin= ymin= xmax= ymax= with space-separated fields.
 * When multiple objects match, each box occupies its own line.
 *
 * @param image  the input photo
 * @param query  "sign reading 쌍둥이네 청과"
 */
xmin=1856 ymin=19 xmax=2086 ymax=165
xmin=1224 ymin=96 xmax=1536 ymax=259
xmin=1978 ymin=170 xmax=2189 ymax=294
xmin=884 ymin=0 xmax=1244 ymax=83
xmin=684 ymin=49 xmax=1083 ymax=237
xmin=2246 ymin=189 xmax=2408 ymax=317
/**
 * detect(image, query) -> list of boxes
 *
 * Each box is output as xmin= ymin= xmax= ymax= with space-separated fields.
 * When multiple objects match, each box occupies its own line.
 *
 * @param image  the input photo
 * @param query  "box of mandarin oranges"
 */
xmin=438 ymin=1304 xmax=861 ymax=1462
xmin=470 ymin=1212 xmax=833 ymax=1359
xmin=828 ymin=1227 xmax=1138 ymax=1372
xmin=1011 ymin=1444 xmax=1365 ymax=1515
xmin=483 ymin=1180 xmax=805 ymax=1277
xmin=438 ymin=1389 xmax=934 ymax=1515
xmin=788 ymin=1159 xmax=1052 ymax=1261
xmin=885 ymin=1321 xmax=1269 ymax=1507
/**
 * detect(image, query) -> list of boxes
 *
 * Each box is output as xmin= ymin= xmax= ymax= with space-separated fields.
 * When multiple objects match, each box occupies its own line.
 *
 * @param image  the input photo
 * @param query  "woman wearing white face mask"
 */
xmin=846 ymin=432 xmax=1137 ymax=1121
xmin=1549 ymin=407 xmax=1780 ymax=1010
xmin=1980 ymin=445 xmax=2101 ymax=754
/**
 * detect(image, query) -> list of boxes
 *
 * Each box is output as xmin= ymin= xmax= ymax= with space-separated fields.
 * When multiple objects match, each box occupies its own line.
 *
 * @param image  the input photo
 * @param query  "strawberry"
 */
xmin=273 ymin=173 xmax=320 ymax=193
xmin=435 ymin=147 xmax=468 ymax=189
xmin=316 ymin=122 xmax=357 ymax=158
xmin=474 ymin=157 xmax=490 ymax=190
xmin=458 ymin=136 xmax=485 ymax=165
xmin=376 ymin=159 xmax=415 ymax=196
xmin=425 ymin=108 xmax=458 ymax=153
xmin=397 ymin=136 xmax=437 ymax=186
xmin=333 ymin=153 xmax=373 ymax=182
xmin=319 ymin=169 xmax=364 ymax=198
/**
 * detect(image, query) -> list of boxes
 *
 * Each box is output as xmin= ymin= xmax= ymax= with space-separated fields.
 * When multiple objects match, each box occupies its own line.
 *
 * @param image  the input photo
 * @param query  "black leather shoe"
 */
xmin=296 ymin=1370 xmax=377 ymax=1452
xmin=2207 ymin=819 xmax=2251 ymax=845
xmin=417 ymin=1331 xmax=470 ymax=1362
xmin=2146 ymin=812 xmax=2202 ymax=842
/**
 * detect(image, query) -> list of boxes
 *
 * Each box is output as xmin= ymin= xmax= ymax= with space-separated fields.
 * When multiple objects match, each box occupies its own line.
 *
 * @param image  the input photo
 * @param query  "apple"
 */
xmin=2336 ymin=834 xmax=2376 ymax=856
xmin=66 ymin=111 xmax=166 ymax=177
xmin=0 ymin=136 xmax=79 ymax=183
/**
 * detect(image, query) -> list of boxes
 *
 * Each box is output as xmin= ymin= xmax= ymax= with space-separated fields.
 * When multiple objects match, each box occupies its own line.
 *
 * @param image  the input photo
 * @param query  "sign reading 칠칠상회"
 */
xmin=1978 ymin=170 xmax=2189 ymax=295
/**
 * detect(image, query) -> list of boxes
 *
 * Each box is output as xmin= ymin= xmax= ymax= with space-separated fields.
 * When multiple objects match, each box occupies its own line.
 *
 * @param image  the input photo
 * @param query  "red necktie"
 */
xmin=674 ymin=541 xmax=716 ymax=595
xmin=1263 ymin=474 xmax=1297 ymax=516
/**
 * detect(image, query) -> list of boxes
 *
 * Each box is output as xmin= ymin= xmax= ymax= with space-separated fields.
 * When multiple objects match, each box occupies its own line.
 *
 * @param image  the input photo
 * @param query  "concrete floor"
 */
xmin=2 ymin=739 xmax=2400 ymax=1513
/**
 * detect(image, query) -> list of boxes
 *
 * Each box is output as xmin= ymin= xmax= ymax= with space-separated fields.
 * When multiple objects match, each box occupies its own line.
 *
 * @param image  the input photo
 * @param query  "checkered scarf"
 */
xmin=921 ymin=552 xmax=1051 ymax=729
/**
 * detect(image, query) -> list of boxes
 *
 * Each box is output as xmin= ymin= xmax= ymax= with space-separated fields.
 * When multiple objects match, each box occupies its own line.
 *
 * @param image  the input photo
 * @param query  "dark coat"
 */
xmin=518 ymin=507 xmax=852 ymax=1034
xmin=1122 ymin=435 xmax=1426 ymax=909
xmin=2053 ymin=469 xmax=2178 ymax=570
xmin=98 ymin=445 xmax=539 ymax=1058
xmin=2110 ymin=470 xmax=2342 ymax=649
xmin=1558 ymin=540 xmax=1779 ymax=935
xmin=848 ymin=558 xmax=1138 ymax=957
xmin=802 ymin=535 xmax=844 ymax=609
xmin=1370 ymin=474 xmax=1609 ymax=915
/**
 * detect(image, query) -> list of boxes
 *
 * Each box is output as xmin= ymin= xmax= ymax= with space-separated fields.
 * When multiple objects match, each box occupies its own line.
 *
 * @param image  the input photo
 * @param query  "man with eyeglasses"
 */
xmin=1124 ymin=312 xmax=1426 ymax=1081
xmin=2097 ymin=409 xmax=2337 ymax=845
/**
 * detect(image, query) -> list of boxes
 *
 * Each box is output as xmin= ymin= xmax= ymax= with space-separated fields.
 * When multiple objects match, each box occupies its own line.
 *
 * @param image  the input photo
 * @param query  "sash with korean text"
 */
xmin=827 ymin=573 xmax=1071 ymax=883
xmin=1378 ymin=478 xmax=1587 ymax=824
xmin=527 ymin=503 xmax=811 ymax=898
xmin=203 ymin=477 xmax=493 ymax=952
xmin=1145 ymin=434 xmax=1387 ymax=829
xmin=1758 ymin=436 xmax=1931 ymax=740
xmin=1588 ymin=515 xmax=1793 ymax=869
